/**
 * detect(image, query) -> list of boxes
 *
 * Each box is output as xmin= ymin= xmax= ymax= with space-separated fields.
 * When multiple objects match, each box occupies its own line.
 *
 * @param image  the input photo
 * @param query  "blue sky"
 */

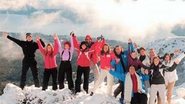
xmin=0 ymin=0 xmax=185 ymax=42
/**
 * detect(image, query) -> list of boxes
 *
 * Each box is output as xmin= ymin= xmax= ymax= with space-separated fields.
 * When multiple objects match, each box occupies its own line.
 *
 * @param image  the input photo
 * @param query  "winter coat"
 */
xmin=72 ymin=35 xmax=105 ymax=64
xmin=37 ymin=38 xmax=59 ymax=69
xmin=99 ymin=52 xmax=115 ymax=70
xmin=7 ymin=35 xmax=45 ymax=59
xmin=109 ymin=42 xmax=135 ymax=81
xmin=149 ymin=63 xmax=177 ymax=85
xmin=124 ymin=73 xmax=143 ymax=103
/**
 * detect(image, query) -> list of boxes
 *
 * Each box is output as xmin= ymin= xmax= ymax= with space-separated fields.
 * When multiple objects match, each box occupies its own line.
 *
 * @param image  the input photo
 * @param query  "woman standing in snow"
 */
xmin=163 ymin=52 xmax=185 ymax=104
xmin=36 ymin=34 xmax=59 ymax=91
xmin=90 ymin=44 xmax=115 ymax=96
xmin=149 ymin=57 xmax=180 ymax=104
xmin=58 ymin=32 xmax=74 ymax=91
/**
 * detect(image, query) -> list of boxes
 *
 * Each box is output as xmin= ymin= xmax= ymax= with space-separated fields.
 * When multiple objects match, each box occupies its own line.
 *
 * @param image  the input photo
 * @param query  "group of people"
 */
xmin=3 ymin=32 xmax=185 ymax=104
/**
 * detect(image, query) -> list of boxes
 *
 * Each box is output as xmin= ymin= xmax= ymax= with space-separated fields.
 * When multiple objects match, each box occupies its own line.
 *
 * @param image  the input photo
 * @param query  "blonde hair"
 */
xmin=45 ymin=43 xmax=54 ymax=56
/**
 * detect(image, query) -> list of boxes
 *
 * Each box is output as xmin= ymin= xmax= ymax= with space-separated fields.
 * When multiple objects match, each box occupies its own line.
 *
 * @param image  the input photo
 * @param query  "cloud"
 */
xmin=28 ymin=10 xmax=61 ymax=28
xmin=1 ymin=0 xmax=185 ymax=42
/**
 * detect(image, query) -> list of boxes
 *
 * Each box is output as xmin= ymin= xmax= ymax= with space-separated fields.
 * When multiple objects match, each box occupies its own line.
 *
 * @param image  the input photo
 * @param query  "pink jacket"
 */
xmin=99 ymin=52 xmax=115 ymax=70
xmin=37 ymin=38 xmax=59 ymax=69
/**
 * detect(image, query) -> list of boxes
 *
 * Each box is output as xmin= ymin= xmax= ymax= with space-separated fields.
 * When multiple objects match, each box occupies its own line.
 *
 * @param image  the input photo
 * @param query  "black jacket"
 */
xmin=7 ymin=35 xmax=45 ymax=59
xmin=150 ymin=63 xmax=177 ymax=84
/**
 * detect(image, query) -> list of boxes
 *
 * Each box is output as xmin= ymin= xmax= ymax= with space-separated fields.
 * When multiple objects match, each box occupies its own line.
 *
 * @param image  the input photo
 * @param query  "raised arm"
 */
xmin=128 ymin=39 xmax=135 ymax=55
xmin=70 ymin=34 xmax=74 ymax=53
xmin=36 ymin=37 xmax=45 ymax=55
xmin=72 ymin=32 xmax=80 ymax=49
xmin=53 ymin=34 xmax=60 ymax=55
xmin=4 ymin=32 xmax=24 ymax=47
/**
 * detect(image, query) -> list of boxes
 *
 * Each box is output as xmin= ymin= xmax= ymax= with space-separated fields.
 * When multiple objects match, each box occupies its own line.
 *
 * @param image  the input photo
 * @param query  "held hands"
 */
xmin=2 ymin=32 xmax=8 ymax=38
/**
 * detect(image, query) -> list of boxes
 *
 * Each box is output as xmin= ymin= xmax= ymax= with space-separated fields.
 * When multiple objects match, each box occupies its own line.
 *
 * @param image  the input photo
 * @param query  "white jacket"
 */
xmin=124 ymin=73 xmax=143 ymax=103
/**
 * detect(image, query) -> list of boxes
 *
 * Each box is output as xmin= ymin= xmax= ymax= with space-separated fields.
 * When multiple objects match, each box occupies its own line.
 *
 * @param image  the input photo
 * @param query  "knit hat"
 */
xmin=85 ymin=35 xmax=92 ymax=40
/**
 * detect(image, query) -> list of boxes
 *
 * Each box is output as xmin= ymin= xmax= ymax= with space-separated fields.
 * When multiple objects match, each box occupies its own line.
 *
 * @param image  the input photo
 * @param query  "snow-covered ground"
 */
xmin=0 ymin=83 xmax=119 ymax=104
xmin=0 ymin=82 xmax=185 ymax=104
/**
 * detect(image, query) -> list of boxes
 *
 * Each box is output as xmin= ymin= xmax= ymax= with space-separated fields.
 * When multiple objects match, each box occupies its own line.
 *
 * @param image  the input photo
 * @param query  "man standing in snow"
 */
xmin=3 ymin=32 xmax=45 ymax=90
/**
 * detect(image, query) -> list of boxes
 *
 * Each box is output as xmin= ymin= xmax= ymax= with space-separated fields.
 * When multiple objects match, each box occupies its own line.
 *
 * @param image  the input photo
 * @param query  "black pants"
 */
xmin=20 ymin=58 xmax=39 ymax=89
xmin=75 ymin=66 xmax=90 ymax=93
xmin=58 ymin=61 xmax=74 ymax=90
xmin=131 ymin=93 xmax=148 ymax=104
xmin=42 ymin=68 xmax=58 ymax=90
xmin=114 ymin=81 xmax=124 ymax=98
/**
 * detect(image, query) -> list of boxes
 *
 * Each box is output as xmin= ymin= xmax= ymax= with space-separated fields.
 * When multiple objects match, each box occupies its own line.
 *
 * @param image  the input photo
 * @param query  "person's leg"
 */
xmin=51 ymin=68 xmax=58 ymax=90
xmin=20 ymin=60 xmax=29 ymax=89
xmin=92 ymin=69 xmax=107 ymax=92
xmin=90 ymin=62 xmax=99 ymax=84
xmin=83 ymin=67 xmax=90 ymax=94
xmin=158 ymin=84 xmax=166 ymax=104
xmin=139 ymin=93 xmax=148 ymax=104
xmin=42 ymin=70 xmax=50 ymax=90
xmin=149 ymin=85 xmax=158 ymax=104
xmin=131 ymin=93 xmax=138 ymax=104
xmin=30 ymin=60 xmax=39 ymax=87
xmin=157 ymin=92 xmax=162 ymax=104
xmin=113 ymin=82 xmax=123 ymax=98
xmin=75 ymin=66 xmax=83 ymax=93
xmin=66 ymin=62 xmax=74 ymax=90
xmin=166 ymin=81 xmax=175 ymax=104
xmin=107 ymin=71 xmax=114 ymax=96
xmin=58 ymin=62 xmax=66 ymax=89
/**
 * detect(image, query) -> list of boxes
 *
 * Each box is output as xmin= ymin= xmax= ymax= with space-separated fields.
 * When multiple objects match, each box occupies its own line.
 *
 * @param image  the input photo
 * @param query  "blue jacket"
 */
xmin=109 ymin=43 xmax=134 ymax=82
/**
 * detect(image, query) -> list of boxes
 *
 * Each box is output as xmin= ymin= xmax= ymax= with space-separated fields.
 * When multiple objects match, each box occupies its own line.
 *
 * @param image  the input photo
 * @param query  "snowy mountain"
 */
xmin=0 ymin=82 xmax=185 ymax=104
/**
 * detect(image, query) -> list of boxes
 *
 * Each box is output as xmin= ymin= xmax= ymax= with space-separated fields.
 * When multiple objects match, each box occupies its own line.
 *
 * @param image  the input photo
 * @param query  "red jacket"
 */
xmin=99 ymin=52 xmax=115 ymax=70
xmin=76 ymin=49 xmax=94 ymax=67
xmin=37 ymin=38 xmax=59 ymax=69
xmin=72 ymin=35 xmax=105 ymax=64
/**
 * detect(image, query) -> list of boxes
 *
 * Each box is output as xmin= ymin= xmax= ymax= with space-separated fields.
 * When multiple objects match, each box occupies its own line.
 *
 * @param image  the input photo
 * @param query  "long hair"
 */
xmin=113 ymin=45 xmax=122 ymax=58
xmin=45 ymin=43 xmax=54 ymax=56
xmin=163 ymin=53 xmax=172 ymax=61
xmin=101 ymin=44 xmax=110 ymax=55
xmin=151 ymin=56 xmax=162 ymax=67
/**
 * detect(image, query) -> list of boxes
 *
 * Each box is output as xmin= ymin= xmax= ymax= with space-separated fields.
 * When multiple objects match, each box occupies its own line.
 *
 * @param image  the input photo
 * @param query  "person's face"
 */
xmin=115 ymin=47 xmax=122 ymax=55
xmin=47 ymin=45 xmax=52 ymax=52
xmin=26 ymin=36 xmax=32 ymax=42
xmin=131 ymin=52 xmax=137 ymax=59
xmin=129 ymin=66 xmax=136 ymax=75
xmin=85 ymin=37 xmax=91 ymax=43
xmin=64 ymin=44 xmax=70 ymax=49
xmin=103 ymin=45 xmax=109 ymax=53
xmin=82 ymin=44 xmax=87 ymax=50
xmin=150 ymin=49 xmax=156 ymax=57
xmin=165 ymin=55 xmax=170 ymax=61
xmin=154 ymin=58 xmax=159 ymax=65
xmin=140 ymin=49 xmax=146 ymax=56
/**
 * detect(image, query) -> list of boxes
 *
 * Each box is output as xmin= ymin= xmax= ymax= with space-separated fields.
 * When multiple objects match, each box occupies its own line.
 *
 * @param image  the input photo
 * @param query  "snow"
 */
xmin=0 ymin=83 xmax=119 ymax=104
xmin=0 ymin=82 xmax=185 ymax=104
